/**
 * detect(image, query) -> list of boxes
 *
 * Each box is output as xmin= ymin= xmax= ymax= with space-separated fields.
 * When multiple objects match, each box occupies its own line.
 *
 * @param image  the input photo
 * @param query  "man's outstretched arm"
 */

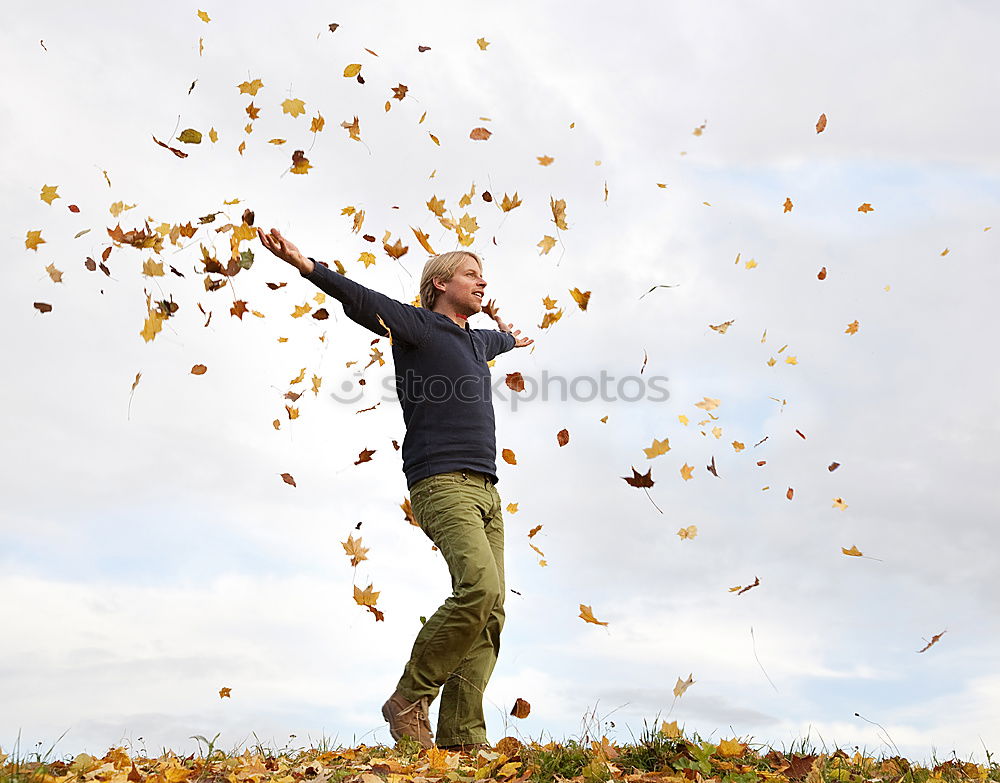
xmin=258 ymin=227 xmax=431 ymax=346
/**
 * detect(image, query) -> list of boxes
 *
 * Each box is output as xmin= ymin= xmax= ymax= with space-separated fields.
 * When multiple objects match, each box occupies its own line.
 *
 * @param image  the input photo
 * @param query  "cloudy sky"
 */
xmin=3 ymin=0 xmax=999 ymax=765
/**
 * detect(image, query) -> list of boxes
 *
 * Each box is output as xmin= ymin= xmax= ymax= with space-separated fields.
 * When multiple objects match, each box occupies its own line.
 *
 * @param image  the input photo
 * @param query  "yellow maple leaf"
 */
xmin=197 ymin=9 xmax=210 ymax=22
xmin=343 ymin=63 xmax=362 ymax=77
xmin=745 ymin=258 xmax=758 ymax=269
xmin=673 ymin=673 xmax=695 ymax=698
xmin=426 ymin=195 xmax=446 ymax=217
xmin=140 ymin=294 xmax=165 ymax=342
xmin=476 ymin=37 xmax=489 ymax=50
xmin=311 ymin=375 xmax=322 ymax=394
xmin=695 ymin=396 xmax=721 ymax=411
xmin=500 ymin=192 xmax=522 ymax=212
xmin=44 ymin=263 xmax=62 ymax=283
xmin=506 ymin=502 xmax=518 ymax=513
xmin=680 ymin=463 xmax=694 ymax=481
xmin=677 ymin=525 xmax=697 ymax=539
xmin=40 ymin=184 xmax=59 ymax=205
xmin=569 ymin=287 xmax=591 ymax=310
xmin=218 ymin=686 xmax=231 ymax=698
xmin=643 ymin=438 xmax=670 ymax=459
xmin=785 ymin=355 xmax=798 ymax=365
xmin=342 ymin=534 xmax=369 ymax=567
xmin=285 ymin=405 xmax=299 ymax=420
xmin=310 ymin=114 xmax=325 ymax=133
xmin=579 ymin=604 xmax=608 ymax=626
xmin=411 ymin=226 xmax=435 ymax=255
xmin=550 ymin=197 xmax=569 ymax=230
xmin=678 ymin=415 xmax=689 ymax=426
xmin=459 ymin=182 xmax=476 ymax=207
xmin=237 ymin=79 xmax=264 ymax=95
xmin=832 ymin=497 xmax=848 ymax=510
xmin=537 ymin=155 xmax=554 ymax=166
xmin=842 ymin=545 xmax=862 ymax=557
xmin=291 ymin=153 xmax=312 ymax=174
xmin=732 ymin=441 xmax=745 ymax=451
xmin=209 ymin=127 xmax=218 ymax=142
xmin=858 ymin=203 xmax=874 ymax=213
xmin=281 ymin=98 xmax=306 ymax=117
xmin=660 ymin=720 xmax=681 ymax=739
xmin=359 ymin=251 xmax=376 ymax=268
xmin=352 ymin=209 xmax=365 ymax=234
xmin=458 ymin=213 xmax=479 ymax=233
xmin=291 ymin=303 xmax=312 ymax=318
xmin=717 ymin=739 xmax=747 ymax=757
xmin=783 ymin=198 xmax=793 ymax=213
xmin=542 ymin=296 xmax=558 ymax=310
xmin=710 ymin=319 xmax=734 ymax=333
xmin=353 ymin=583 xmax=380 ymax=607
xmin=845 ymin=320 xmax=859 ymax=334
xmin=538 ymin=235 xmax=557 ymax=254
xmin=539 ymin=308 xmax=563 ymax=329
xmin=289 ymin=367 xmax=306 ymax=384
xmin=342 ymin=116 xmax=361 ymax=140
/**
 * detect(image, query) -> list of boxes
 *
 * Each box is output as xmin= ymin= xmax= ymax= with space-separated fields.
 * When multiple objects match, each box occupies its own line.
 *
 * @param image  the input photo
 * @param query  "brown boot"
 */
xmin=381 ymin=689 xmax=434 ymax=749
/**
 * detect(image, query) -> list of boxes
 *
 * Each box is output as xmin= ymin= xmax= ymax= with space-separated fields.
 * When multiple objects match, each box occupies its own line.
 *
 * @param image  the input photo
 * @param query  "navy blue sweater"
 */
xmin=302 ymin=258 xmax=517 ymax=488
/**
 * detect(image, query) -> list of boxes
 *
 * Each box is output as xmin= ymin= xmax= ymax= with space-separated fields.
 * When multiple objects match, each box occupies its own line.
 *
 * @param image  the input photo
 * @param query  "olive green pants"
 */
xmin=395 ymin=469 xmax=505 ymax=747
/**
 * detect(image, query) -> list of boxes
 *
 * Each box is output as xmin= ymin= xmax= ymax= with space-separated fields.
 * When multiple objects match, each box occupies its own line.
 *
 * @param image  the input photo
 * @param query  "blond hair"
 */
xmin=419 ymin=250 xmax=482 ymax=310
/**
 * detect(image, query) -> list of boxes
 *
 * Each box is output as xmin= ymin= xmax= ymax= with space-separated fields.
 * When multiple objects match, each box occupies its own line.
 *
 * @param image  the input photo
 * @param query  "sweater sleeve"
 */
xmin=476 ymin=328 xmax=517 ymax=361
xmin=302 ymin=257 xmax=432 ymax=346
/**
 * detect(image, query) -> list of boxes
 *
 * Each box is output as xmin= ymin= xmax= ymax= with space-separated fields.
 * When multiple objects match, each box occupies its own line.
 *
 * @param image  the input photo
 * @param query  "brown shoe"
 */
xmin=381 ymin=689 xmax=434 ymax=749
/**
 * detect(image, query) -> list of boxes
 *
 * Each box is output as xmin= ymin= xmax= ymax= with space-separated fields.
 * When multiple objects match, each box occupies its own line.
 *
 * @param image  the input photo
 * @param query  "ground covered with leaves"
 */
xmin=4 ymin=728 xmax=998 ymax=783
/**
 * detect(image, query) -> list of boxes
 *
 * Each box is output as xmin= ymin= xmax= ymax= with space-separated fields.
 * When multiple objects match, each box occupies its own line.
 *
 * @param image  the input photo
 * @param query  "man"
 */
xmin=257 ymin=227 xmax=533 ymax=752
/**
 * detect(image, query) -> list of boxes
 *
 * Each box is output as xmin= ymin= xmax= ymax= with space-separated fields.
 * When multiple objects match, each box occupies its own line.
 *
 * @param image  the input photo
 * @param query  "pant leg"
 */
xmin=395 ymin=473 xmax=503 ymax=714
xmin=435 ymin=480 xmax=505 ymax=746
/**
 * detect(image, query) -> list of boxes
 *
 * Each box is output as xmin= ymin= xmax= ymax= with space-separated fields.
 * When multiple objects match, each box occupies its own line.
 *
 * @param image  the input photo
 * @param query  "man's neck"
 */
xmin=432 ymin=305 xmax=469 ymax=329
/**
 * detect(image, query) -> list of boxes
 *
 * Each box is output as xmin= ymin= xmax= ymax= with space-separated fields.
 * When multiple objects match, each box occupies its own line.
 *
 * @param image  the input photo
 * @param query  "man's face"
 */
xmin=436 ymin=255 xmax=486 ymax=315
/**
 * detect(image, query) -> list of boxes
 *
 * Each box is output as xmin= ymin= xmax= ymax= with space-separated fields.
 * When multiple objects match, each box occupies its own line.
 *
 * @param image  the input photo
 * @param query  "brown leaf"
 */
xmin=917 ymin=629 xmax=946 ymax=653
xmin=623 ymin=467 xmax=654 ymax=488
xmin=707 ymin=456 xmax=719 ymax=477
xmin=401 ymin=497 xmax=419 ymax=526
xmin=505 ymin=372 xmax=525 ymax=392
xmin=818 ymin=266 xmax=827 ymax=280
xmin=355 ymin=448 xmax=376 ymax=465
xmin=312 ymin=308 xmax=329 ymax=320
xmin=501 ymin=448 xmax=517 ymax=465
xmin=280 ymin=472 xmax=296 ymax=487
xmin=556 ymin=428 xmax=569 ymax=447
xmin=152 ymin=135 xmax=188 ymax=158
xmin=816 ymin=113 xmax=827 ymax=133
xmin=191 ymin=364 xmax=208 ymax=375
xmin=230 ymin=300 xmax=248 ymax=319
xmin=33 ymin=301 xmax=53 ymax=313
xmin=511 ymin=697 xmax=531 ymax=719
xmin=828 ymin=461 xmax=840 ymax=471
xmin=470 ymin=127 xmax=492 ymax=141
xmin=418 ymin=45 xmax=431 ymax=52
xmin=786 ymin=487 xmax=794 ymax=500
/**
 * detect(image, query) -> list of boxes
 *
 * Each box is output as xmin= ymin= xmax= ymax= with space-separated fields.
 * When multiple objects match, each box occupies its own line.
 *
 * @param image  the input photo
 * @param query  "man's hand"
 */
xmin=257 ymin=227 xmax=314 ymax=275
xmin=484 ymin=298 xmax=534 ymax=349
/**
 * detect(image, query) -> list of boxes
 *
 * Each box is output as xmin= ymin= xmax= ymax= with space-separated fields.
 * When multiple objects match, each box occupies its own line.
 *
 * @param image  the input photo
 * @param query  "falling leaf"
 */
xmin=818 ymin=266 xmax=827 ymax=280
xmin=709 ymin=319 xmax=734 ymax=334
xmin=730 ymin=576 xmax=760 ymax=595
xmin=673 ymin=674 xmax=695 ymax=698
xmin=556 ymin=429 xmax=569 ymax=447
xmin=499 ymin=192 xmax=522 ymax=212
xmin=786 ymin=487 xmax=794 ymax=500
xmin=622 ymin=467 xmax=653 ymax=488
xmin=569 ymin=287 xmax=591 ymax=310
xmin=579 ymin=604 xmax=608 ymax=626
xmin=40 ymin=184 xmax=60 ymax=204
xmin=511 ymin=697 xmax=531 ymax=718
xmin=341 ymin=115 xmax=361 ymax=140
xmin=917 ymin=630 xmax=946 ymax=653
xmin=858 ymin=203 xmax=874 ymax=213
xmin=506 ymin=372 xmax=525 ymax=392
xmin=177 ymin=128 xmax=202 ymax=144
xmin=291 ymin=149 xmax=312 ymax=174
xmin=197 ymin=9 xmax=210 ymax=22
xmin=355 ymin=448 xmax=376 ymax=465
xmin=428 ymin=132 xmax=439 ymax=145
xmin=695 ymin=396 xmax=720 ymax=411
xmin=783 ymin=197 xmax=793 ymax=213
xmin=832 ymin=497 xmax=848 ymax=510
xmin=537 ymin=235 xmax=557 ymax=254
xmin=476 ymin=37 xmax=489 ymax=50
xmin=643 ymin=438 xmax=671 ymax=459
xmin=680 ymin=463 xmax=694 ymax=481
xmin=191 ymin=364 xmax=207 ymax=375
xmin=25 ymin=229 xmax=45 ymax=251
xmin=470 ymin=127 xmax=492 ymax=140
xmin=33 ymin=302 xmax=52 ymax=313
xmin=280 ymin=472 xmax=296 ymax=487
xmin=45 ymin=263 xmax=63 ymax=283
xmin=828 ymin=461 xmax=840 ymax=471
xmin=845 ymin=320 xmax=859 ymax=334
xmin=502 ymin=448 xmax=517 ymax=465
xmin=842 ymin=545 xmax=862 ymax=557
xmin=816 ymin=113 xmax=827 ymax=133
xmin=342 ymin=534 xmax=369 ymax=567
xmin=218 ymin=687 xmax=231 ymax=698
xmin=550 ymin=197 xmax=569 ymax=230
xmin=343 ymin=63 xmax=362 ymax=77
xmin=358 ymin=251 xmax=376 ymax=268
xmin=660 ymin=721 xmax=681 ymax=739
xmin=677 ymin=525 xmax=697 ymax=540
xmin=401 ymin=497 xmax=418 ymax=526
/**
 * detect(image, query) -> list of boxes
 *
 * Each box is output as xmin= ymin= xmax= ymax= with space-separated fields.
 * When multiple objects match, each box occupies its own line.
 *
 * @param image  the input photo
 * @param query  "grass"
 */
xmin=3 ymin=721 xmax=999 ymax=783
